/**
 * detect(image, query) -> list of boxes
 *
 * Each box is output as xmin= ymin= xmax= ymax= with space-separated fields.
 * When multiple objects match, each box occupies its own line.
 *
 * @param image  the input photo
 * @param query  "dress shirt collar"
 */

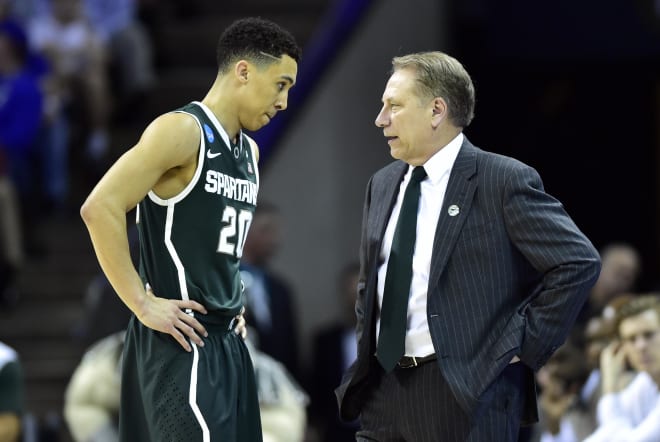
xmin=418 ymin=132 xmax=464 ymax=185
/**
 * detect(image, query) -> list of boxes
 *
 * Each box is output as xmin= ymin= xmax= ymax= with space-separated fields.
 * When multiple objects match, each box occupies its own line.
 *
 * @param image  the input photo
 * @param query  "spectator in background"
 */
xmin=0 ymin=19 xmax=42 ymax=294
xmin=83 ymin=0 xmax=155 ymax=108
xmin=579 ymin=243 xmax=641 ymax=322
xmin=584 ymin=294 xmax=660 ymax=441
xmin=580 ymin=315 xmax=615 ymax=424
xmin=247 ymin=338 xmax=308 ymax=442
xmin=64 ymin=332 xmax=123 ymax=442
xmin=309 ymin=262 xmax=360 ymax=442
xmin=0 ymin=20 xmax=43 ymax=201
xmin=2 ymin=0 xmax=71 ymax=212
xmin=240 ymin=202 xmax=301 ymax=382
xmin=0 ymin=0 xmax=24 ymax=24
xmin=0 ymin=0 xmax=45 ymax=24
xmin=28 ymin=0 xmax=111 ymax=165
xmin=0 ymin=341 xmax=24 ymax=442
xmin=568 ymin=295 xmax=637 ymax=439
xmin=534 ymin=340 xmax=592 ymax=442
xmin=0 ymin=174 xmax=22 ymax=308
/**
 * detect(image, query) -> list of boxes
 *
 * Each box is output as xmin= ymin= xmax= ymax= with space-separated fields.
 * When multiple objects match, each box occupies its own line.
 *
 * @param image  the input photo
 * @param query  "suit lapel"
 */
xmin=369 ymin=162 xmax=408 ymax=264
xmin=430 ymin=140 xmax=478 ymax=287
xmin=361 ymin=162 xmax=407 ymax=353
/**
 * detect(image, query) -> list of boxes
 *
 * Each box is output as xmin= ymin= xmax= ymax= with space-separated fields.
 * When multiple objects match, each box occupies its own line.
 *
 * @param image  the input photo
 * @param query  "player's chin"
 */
xmin=251 ymin=117 xmax=271 ymax=131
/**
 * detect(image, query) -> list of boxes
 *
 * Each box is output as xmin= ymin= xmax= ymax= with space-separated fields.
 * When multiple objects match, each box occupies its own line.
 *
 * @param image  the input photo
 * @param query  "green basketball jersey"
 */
xmin=136 ymin=101 xmax=259 ymax=318
xmin=0 ymin=342 xmax=23 ymax=414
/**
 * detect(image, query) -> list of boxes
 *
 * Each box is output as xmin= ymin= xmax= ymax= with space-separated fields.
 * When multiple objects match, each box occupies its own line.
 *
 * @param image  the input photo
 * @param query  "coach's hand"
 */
xmin=137 ymin=286 xmax=208 ymax=352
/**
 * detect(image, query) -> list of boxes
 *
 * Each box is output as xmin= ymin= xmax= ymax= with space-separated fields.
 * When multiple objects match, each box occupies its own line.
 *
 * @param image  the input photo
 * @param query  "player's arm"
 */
xmin=80 ymin=112 xmax=208 ymax=352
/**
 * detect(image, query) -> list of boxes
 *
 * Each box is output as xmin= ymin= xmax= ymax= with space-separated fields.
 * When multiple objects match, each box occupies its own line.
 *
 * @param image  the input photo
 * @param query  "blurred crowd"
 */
xmin=0 ymin=0 xmax=156 ymax=309
xmin=1 ymin=1 xmax=660 ymax=441
xmin=526 ymin=243 xmax=660 ymax=442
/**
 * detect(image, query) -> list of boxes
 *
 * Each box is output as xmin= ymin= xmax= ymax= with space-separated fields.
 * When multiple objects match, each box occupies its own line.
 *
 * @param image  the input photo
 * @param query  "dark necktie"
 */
xmin=377 ymin=166 xmax=427 ymax=372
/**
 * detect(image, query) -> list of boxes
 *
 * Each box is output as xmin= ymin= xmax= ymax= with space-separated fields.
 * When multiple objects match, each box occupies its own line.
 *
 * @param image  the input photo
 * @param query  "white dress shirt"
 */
xmin=377 ymin=133 xmax=463 ymax=358
xmin=540 ymin=418 xmax=578 ymax=442
xmin=584 ymin=371 xmax=660 ymax=442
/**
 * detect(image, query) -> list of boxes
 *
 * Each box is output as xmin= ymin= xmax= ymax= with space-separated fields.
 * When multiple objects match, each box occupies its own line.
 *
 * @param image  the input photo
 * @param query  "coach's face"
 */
xmin=375 ymin=68 xmax=442 ymax=166
xmin=620 ymin=308 xmax=660 ymax=378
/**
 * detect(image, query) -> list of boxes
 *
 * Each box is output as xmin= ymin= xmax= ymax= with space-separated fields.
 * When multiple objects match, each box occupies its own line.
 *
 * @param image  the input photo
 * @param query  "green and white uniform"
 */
xmin=120 ymin=101 xmax=262 ymax=442
xmin=0 ymin=342 xmax=23 ymax=417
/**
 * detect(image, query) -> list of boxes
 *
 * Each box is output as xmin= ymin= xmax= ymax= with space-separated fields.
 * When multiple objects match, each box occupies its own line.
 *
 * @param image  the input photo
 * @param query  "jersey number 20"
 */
xmin=218 ymin=206 xmax=253 ymax=258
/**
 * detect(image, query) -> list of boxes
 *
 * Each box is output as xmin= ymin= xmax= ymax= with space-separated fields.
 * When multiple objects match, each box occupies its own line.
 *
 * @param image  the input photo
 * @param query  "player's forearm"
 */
xmin=80 ymin=199 xmax=147 ymax=317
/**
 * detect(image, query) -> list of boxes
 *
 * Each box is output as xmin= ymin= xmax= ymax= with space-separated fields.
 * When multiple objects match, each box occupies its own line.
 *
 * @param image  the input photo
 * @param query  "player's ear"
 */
xmin=235 ymin=60 xmax=249 ymax=83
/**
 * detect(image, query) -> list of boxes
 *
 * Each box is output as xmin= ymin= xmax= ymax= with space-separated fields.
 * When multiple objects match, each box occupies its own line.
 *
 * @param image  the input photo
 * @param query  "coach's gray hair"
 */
xmin=392 ymin=52 xmax=475 ymax=128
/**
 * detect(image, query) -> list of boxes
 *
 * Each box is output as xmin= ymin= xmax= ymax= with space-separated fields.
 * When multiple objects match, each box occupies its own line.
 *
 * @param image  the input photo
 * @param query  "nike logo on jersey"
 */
xmin=207 ymin=149 xmax=222 ymax=159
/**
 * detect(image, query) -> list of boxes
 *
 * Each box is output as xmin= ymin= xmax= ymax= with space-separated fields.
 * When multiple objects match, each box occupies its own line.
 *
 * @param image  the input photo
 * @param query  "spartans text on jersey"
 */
xmin=204 ymin=170 xmax=257 ymax=205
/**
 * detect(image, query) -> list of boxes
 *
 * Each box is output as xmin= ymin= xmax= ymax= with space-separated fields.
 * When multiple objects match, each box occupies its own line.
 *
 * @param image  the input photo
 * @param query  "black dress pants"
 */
xmin=357 ymin=361 xmax=526 ymax=442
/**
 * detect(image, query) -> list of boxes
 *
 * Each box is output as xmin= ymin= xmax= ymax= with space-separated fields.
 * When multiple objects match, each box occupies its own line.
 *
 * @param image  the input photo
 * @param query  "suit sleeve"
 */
xmin=502 ymin=164 xmax=601 ymax=370
xmin=354 ymin=176 xmax=373 ymax=349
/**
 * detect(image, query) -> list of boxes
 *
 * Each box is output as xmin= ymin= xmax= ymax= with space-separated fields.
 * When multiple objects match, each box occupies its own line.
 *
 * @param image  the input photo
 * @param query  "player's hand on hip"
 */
xmin=234 ymin=306 xmax=247 ymax=340
xmin=137 ymin=287 xmax=208 ymax=352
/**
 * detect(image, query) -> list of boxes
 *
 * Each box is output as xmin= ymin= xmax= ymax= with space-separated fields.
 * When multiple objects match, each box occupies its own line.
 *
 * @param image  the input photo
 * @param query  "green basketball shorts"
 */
xmin=119 ymin=315 xmax=262 ymax=442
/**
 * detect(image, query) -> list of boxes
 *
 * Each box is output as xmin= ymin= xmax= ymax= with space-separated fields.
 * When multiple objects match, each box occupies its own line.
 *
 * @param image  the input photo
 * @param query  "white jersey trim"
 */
xmin=0 ymin=341 xmax=18 ymax=371
xmin=194 ymin=101 xmax=237 ymax=154
xmin=163 ymin=204 xmax=189 ymax=302
xmin=244 ymin=134 xmax=260 ymax=193
xmin=161 ymin=194 xmax=211 ymax=440
xmin=190 ymin=343 xmax=210 ymax=442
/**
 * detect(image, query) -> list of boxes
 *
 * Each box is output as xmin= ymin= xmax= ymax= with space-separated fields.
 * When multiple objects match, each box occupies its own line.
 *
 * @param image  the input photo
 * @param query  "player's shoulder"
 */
xmin=151 ymin=110 xmax=200 ymax=135
xmin=141 ymin=112 xmax=200 ymax=150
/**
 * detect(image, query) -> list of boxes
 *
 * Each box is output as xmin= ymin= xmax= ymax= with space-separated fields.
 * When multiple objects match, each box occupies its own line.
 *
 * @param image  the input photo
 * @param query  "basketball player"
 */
xmin=80 ymin=17 xmax=301 ymax=442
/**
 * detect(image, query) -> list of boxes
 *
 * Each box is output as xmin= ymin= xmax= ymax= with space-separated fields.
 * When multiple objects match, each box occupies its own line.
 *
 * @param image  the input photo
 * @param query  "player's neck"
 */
xmin=201 ymin=76 xmax=241 ymax=141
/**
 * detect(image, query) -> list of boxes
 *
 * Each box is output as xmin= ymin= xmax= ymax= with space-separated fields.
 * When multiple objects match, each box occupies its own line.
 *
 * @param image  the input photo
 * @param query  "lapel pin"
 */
xmin=448 ymin=205 xmax=460 ymax=217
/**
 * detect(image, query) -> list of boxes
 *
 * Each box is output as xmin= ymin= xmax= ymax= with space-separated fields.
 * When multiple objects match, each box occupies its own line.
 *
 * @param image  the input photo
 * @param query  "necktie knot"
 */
xmin=410 ymin=166 xmax=427 ymax=185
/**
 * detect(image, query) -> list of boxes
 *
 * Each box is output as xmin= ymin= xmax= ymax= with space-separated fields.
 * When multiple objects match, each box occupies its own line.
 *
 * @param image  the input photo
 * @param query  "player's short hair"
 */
xmin=216 ymin=17 xmax=301 ymax=73
xmin=392 ymin=51 xmax=475 ymax=128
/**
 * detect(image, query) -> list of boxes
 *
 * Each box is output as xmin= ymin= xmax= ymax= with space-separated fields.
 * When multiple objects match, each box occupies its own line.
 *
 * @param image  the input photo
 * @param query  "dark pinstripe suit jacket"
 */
xmin=335 ymin=137 xmax=601 ymax=425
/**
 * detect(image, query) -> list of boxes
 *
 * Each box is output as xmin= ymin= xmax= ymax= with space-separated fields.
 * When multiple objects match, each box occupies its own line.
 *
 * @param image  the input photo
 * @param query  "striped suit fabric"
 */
xmin=336 ymin=137 xmax=601 ymax=441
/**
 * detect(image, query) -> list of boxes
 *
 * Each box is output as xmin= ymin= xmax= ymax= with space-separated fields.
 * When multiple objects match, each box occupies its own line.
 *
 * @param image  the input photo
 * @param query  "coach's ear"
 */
xmin=431 ymin=97 xmax=447 ymax=129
